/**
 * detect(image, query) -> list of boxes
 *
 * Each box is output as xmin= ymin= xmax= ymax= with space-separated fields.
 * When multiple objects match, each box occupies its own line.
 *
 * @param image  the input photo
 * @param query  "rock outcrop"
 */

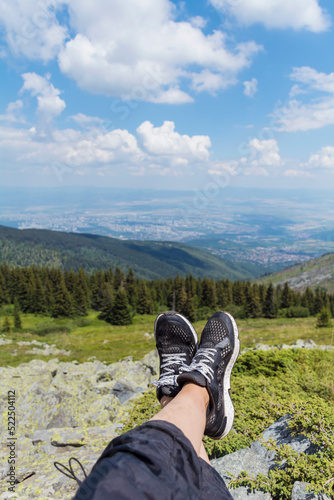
xmin=0 ymin=352 xmax=159 ymax=499
xmin=0 ymin=345 xmax=331 ymax=499
xmin=212 ymin=415 xmax=330 ymax=500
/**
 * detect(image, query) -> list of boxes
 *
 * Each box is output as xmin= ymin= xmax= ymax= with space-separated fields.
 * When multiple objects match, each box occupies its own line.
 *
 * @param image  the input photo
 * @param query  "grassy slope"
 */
xmin=1 ymin=310 xmax=333 ymax=368
xmin=0 ymin=225 xmax=260 ymax=280
xmin=257 ymin=252 xmax=334 ymax=293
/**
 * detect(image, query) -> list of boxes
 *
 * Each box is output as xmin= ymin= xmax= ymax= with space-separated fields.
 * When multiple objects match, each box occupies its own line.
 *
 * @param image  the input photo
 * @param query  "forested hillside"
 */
xmin=0 ymin=225 xmax=260 ymax=280
xmin=1 ymin=264 xmax=333 ymax=326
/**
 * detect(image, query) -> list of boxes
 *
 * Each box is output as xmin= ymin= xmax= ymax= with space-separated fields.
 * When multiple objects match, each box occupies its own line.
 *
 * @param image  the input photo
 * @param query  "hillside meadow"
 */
xmin=0 ymin=308 xmax=333 ymax=367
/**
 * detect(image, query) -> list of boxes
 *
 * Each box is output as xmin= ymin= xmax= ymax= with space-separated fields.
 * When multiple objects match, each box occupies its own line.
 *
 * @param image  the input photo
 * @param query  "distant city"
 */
xmin=1 ymin=187 xmax=334 ymax=273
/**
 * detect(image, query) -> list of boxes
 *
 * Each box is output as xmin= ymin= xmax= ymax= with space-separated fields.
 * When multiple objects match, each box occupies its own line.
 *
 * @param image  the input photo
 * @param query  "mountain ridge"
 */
xmin=0 ymin=225 xmax=260 ymax=281
xmin=257 ymin=252 xmax=334 ymax=293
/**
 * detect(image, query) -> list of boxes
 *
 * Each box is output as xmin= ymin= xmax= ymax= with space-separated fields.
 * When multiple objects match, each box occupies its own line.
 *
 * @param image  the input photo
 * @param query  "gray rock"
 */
xmin=212 ymin=447 xmax=272 ymax=499
xmin=249 ymin=415 xmax=316 ymax=473
xmin=261 ymin=415 xmax=314 ymax=456
xmin=254 ymin=343 xmax=272 ymax=351
xmin=230 ymin=487 xmax=272 ymax=499
xmin=212 ymin=447 xmax=270 ymax=486
xmin=291 ymin=481 xmax=331 ymax=500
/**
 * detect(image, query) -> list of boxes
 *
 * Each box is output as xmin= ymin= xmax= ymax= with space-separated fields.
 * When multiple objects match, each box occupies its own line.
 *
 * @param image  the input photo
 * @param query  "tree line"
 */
xmin=0 ymin=263 xmax=333 ymax=326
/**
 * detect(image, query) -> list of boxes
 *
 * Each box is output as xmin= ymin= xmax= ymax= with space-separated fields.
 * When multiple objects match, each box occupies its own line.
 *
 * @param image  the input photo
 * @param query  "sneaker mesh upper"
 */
xmin=200 ymin=318 xmax=229 ymax=347
xmin=158 ymin=321 xmax=197 ymax=358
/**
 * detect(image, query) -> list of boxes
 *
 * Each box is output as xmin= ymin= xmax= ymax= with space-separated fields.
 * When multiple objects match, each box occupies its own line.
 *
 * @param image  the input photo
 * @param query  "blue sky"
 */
xmin=0 ymin=0 xmax=334 ymax=191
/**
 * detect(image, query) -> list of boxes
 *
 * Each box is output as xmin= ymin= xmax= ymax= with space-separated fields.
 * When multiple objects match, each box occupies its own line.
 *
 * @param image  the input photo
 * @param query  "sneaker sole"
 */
xmin=215 ymin=311 xmax=240 ymax=440
xmin=154 ymin=311 xmax=198 ymax=346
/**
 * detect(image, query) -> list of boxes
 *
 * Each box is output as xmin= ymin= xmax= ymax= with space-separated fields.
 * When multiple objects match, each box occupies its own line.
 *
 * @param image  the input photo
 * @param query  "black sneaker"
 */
xmin=177 ymin=311 xmax=240 ymax=439
xmin=154 ymin=311 xmax=198 ymax=402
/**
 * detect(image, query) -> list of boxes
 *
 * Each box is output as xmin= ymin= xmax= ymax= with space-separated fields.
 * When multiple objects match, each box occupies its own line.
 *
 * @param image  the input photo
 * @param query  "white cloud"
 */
xmin=290 ymin=66 xmax=334 ymax=93
xmin=56 ymin=0 xmax=261 ymax=102
xmin=210 ymin=0 xmax=330 ymax=32
xmin=20 ymin=73 xmax=66 ymax=127
xmin=0 ymin=100 xmax=25 ymax=123
xmin=274 ymin=67 xmax=334 ymax=132
xmin=248 ymin=138 xmax=282 ymax=167
xmin=207 ymin=139 xmax=281 ymax=178
xmin=284 ymin=169 xmax=313 ymax=177
xmin=0 ymin=0 xmax=68 ymax=61
xmin=244 ymin=166 xmax=269 ymax=176
xmin=0 ymin=0 xmax=262 ymax=103
xmin=0 ymin=119 xmax=213 ymax=179
xmin=243 ymin=78 xmax=258 ymax=98
xmin=69 ymin=113 xmax=105 ymax=128
xmin=304 ymin=146 xmax=334 ymax=169
xmin=189 ymin=16 xmax=208 ymax=29
xmin=137 ymin=121 xmax=211 ymax=164
xmin=208 ymin=160 xmax=239 ymax=176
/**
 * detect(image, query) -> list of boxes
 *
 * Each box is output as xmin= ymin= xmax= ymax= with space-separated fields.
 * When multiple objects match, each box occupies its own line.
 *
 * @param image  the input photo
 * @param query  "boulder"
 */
xmin=291 ymin=482 xmax=331 ymax=500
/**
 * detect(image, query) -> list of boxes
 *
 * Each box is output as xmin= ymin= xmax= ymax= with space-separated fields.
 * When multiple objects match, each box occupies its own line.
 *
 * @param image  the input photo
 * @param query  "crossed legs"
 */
xmin=150 ymin=384 xmax=211 ymax=464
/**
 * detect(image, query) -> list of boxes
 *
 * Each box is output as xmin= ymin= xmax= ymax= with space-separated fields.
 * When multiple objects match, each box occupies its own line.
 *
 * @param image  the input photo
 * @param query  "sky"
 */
xmin=0 ymin=0 xmax=334 ymax=191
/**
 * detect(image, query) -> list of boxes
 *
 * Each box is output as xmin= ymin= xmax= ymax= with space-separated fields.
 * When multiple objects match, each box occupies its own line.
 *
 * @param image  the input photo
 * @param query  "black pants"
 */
xmin=73 ymin=420 xmax=233 ymax=500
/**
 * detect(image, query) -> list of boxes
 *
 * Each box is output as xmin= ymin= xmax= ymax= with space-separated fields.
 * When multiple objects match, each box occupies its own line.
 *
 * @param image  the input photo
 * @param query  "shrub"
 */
xmin=224 ymin=304 xmax=247 ymax=320
xmin=316 ymin=307 xmax=332 ymax=328
xmin=32 ymin=323 xmax=72 ymax=336
xmin=75 ymin=317 xmax=91 ymax=328
xmin=196 ymin=306 xmax=215 ymax=321
xmin=285 ymin=306 xmax=310 ymax=318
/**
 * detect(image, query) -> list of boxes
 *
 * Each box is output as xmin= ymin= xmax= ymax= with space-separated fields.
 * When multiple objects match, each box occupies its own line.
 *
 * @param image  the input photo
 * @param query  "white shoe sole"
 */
xmin=216 ymin=311 xmax=240 ymax=440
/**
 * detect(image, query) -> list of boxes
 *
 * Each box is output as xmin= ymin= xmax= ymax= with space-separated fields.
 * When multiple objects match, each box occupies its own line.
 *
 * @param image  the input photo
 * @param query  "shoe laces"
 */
xmin=180 ymin=348 xmax=216 ymax=383
xmin=54 ymin=457 xmax=88 ymax=486
xmin=154 ymin=352 xmax=187 ymax=388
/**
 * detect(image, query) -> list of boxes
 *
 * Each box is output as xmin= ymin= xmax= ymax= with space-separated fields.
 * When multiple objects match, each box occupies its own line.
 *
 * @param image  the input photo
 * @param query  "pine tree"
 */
xmin=262 ymin=283 xmax=277 ymax=318
xmin=73 ymin=269 xmax=89 ymax=316
xmin=302 ymin=287 xmax=315 ymax=314
xmin=244 ymin=283 xmax=261 ymax=318
xmin=73 ymin=285 xmax=88 ymax=316
xmin=200 ymin=278 xmax=217 ymax=309
xmin=185 ymin=274 xmax=196 ymax=298
xmin=113 ymin=267 xmax=124 ymax=291
xmin=176 ymin=284 xmax=187 ymax=314
xmin=51 ymin=271 xmax=73 ymax=318
xmin=314 ymin=288 xmax=324 ymax=314
xmin=0 ymin=270 xmax=9 ymax=306
xmin=44 ymin=277 xmax=54 ymax=312
xmin=137 ymin=281 xmax=151 ymax=315
xmin=232 ymin=281 xmax=245 ymax=306
xmin=223 ymin=279 xmax=233 ymax=306
xmin=109 ymin=290 xmax=132 ymax=325
xmin=258 ymin=284 xmax=266 ymax=305
xmin=65 ymin=269 xmax=77 ymax=295
xmin=32 ymin=274 xmax=47 ymax=314
xmin=316 ymin=307 xmax=332 ymax=328
xmin=183 ymin=293 xmax=196 ymax=322
xmin=13 ymin=298 xmax=22 ymax=330
xmin=125 ymin=268 xmax=137 ymax=309
xmin=281 ymin=282 xmax=293 ymax=309
xmin=98 ymin=283 xmax=114 ymax=321
xmin=91 ymin=271 xmax=106 ymax=310
xmin=3 ymin=316 xmax=11 ymax=333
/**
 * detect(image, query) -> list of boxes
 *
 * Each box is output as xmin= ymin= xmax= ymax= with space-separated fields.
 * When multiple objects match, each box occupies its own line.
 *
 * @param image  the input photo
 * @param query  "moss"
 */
xmin=121 ymin=348 xmax=334 ymax=499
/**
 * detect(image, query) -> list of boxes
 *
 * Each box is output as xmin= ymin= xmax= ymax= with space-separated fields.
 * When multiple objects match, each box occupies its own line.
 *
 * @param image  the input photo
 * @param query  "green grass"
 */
xmin=1 ymin=311 xmax=333 ymax=367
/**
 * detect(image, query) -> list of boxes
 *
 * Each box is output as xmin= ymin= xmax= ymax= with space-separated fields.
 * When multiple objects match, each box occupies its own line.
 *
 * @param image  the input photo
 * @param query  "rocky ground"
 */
xmin=0 ymin=340 xmax=332 ymax=500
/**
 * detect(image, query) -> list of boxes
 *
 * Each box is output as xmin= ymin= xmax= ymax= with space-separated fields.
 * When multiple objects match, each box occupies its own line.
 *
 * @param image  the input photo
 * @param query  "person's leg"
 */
xmin=158 ymin=394 xmax=211 ymax=464
xmin=151 ymin=382 xmax=209 ymax=456
xmin=199 ymin=442 xmax=211 ymax=464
